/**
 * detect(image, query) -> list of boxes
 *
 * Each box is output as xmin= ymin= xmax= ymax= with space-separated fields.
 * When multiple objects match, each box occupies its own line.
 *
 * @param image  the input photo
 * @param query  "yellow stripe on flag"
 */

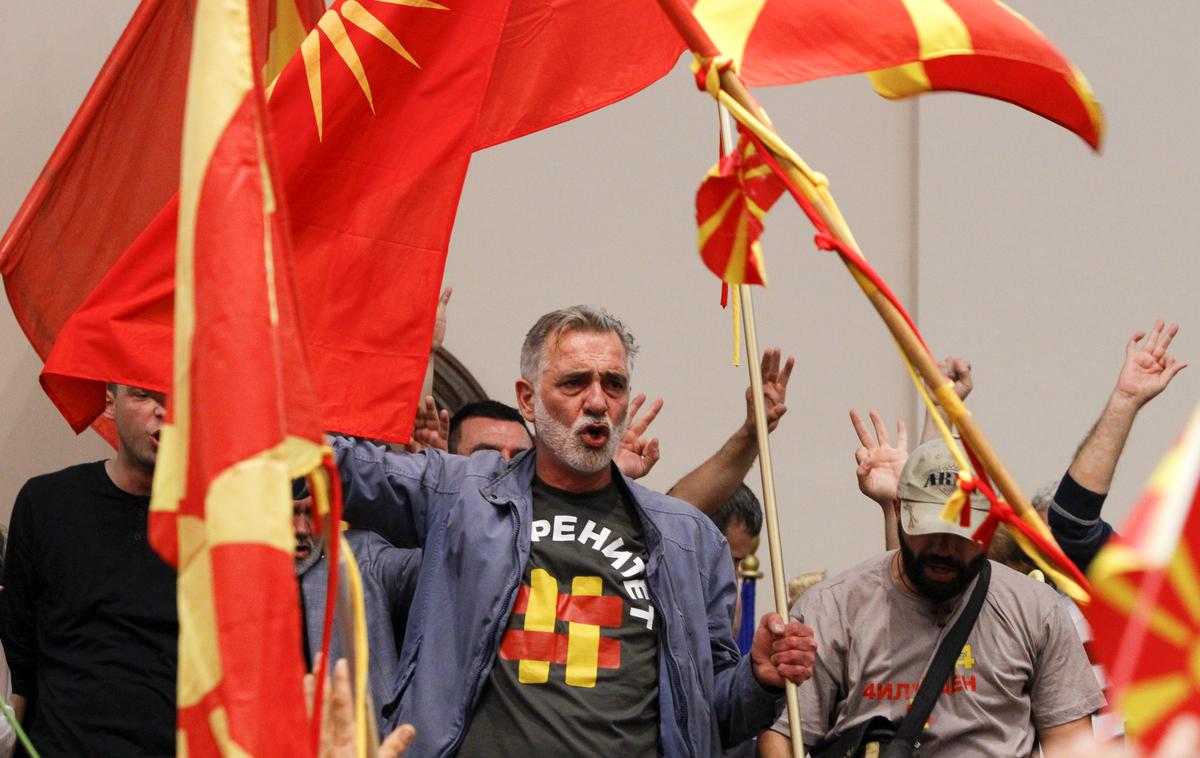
xmin=1121 ymin=673 xmax=1193 ymax=738
xmin=868 ymin=0 xmax=972 ymax=98
xmin=692 ymin=0 xmax=768 ymax=71
xmin=177 ymin=515 xmax=222 ymax=708
xmin=1168 ymin=543 xmax=1200 ymax=625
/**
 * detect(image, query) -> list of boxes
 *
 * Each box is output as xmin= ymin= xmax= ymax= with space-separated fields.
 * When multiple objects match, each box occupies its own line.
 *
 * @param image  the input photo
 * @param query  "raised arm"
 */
xmin=850 ymin=409 xmax=908 ymax=550
xmin=331 ymin=434 xmax=450 ymax=548
xmin=1052 ymin=322 xmax=1186 ymax=570
xmin=669 ymin=349 xmax=793 ymax=516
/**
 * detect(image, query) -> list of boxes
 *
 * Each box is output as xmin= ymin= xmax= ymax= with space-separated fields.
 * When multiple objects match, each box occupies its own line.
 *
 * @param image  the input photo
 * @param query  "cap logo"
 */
xmin=925 ymin=470 xmax=958 ymax=489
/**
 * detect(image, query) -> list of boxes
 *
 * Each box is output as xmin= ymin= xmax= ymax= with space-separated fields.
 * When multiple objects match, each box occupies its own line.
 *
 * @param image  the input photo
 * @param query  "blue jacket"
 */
xmin=333 ymin=436 xmax=783 ymax=757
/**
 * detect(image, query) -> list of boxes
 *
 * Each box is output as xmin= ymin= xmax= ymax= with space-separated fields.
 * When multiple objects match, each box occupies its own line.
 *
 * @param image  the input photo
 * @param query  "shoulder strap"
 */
xmin=887 ymin=559 xmax=992 ymax=754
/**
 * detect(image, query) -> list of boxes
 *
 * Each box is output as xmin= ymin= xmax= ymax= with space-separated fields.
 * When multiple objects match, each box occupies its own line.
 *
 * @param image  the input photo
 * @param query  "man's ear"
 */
xmin=514 ymin=379 xmax=536 ymax=423
xmin=102 ymin=385 xmax=117 ymax=421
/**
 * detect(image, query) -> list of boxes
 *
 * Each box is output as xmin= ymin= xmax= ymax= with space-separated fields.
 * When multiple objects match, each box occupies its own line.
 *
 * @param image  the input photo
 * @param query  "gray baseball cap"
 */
xmin=897 ymin=439 xmax=990 ymax=540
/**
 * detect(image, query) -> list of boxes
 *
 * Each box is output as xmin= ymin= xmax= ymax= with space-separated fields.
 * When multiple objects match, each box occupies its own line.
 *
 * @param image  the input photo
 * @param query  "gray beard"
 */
xmin=294 ymin=544 xmax=323 ymax=576
xmin=533 ymin=395 xmax=626 ymax=475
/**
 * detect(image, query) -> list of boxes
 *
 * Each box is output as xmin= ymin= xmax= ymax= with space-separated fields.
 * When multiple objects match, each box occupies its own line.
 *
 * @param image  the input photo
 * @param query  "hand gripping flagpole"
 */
xmin=653 ymin=0 xmax=1089 ymax=602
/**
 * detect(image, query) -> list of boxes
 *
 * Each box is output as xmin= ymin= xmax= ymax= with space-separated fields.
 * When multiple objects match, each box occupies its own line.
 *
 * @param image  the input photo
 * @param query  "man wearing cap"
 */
xmin=759 ymin=438 xmax=1103 ymax=757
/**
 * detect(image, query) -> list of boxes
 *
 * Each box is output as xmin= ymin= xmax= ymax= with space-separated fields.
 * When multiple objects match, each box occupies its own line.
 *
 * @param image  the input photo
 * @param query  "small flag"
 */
xmin=696 ymin=131 xmax=786 ymax=286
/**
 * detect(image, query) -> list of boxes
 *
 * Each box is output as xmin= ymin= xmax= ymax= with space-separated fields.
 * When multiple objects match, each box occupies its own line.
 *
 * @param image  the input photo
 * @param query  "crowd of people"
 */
xmin=0 ymin=299 xmax=1189 ymax=757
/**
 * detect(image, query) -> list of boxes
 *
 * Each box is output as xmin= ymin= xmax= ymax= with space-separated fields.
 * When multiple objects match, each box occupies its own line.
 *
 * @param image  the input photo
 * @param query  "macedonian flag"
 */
xmin=693 ymin=0 xmax=1103 ymax=149
xmin=148 ymin=0 xmax=327 ymax=752
xmin=695 ymin=129 xmax=785 ymax=286
xmin=1085 ymin=402 xmax=1200 ymax=751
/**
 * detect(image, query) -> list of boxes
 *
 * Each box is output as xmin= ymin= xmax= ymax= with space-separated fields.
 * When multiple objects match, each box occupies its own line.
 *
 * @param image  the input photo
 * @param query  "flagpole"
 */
xmin=740 ymin=285 xmax=806 ymax=756
xmin=715 ymin=92 xmax=806 ymax=753
xmin=651 ymin=0 xmax=1051 ymax=555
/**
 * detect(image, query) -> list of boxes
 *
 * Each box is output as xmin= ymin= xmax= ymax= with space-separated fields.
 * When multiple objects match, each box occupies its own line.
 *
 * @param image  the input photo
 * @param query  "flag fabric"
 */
xmin=0 ymin=0 xmax=323 ymax=443
xmin=149 ymin=0 xmax=327 ymax=752
xmin=12 ymin=0 xmax=689 ymax=445
xmin=1084 ymin=403 xmax=1200 ymax=751
xmin=692 ymin=0 xmax=1103 ymax=149
xmin=695 ymin=129 xmax=785 ymax=286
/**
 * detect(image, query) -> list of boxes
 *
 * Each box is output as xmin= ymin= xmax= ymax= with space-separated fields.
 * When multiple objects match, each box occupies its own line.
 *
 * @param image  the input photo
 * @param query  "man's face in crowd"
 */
xmin=456 ymin=417 xmax=532 ymax=460
xmin=293 ymin=496 xmax=321 ymax=573
xmin=896 ymin=526 xmax=985 ymax=603
xmin=522 ymin=329 xmax=630 ymax=475
xmin=104 ymin=384 xmax=166 ymax=473
xmin=724 ymin=518 xmax=754 ymax=573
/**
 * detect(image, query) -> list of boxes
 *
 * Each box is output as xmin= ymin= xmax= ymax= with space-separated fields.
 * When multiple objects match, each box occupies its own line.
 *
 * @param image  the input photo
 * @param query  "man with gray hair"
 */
xmin=334 ymin=304 xmax=815 ymax=757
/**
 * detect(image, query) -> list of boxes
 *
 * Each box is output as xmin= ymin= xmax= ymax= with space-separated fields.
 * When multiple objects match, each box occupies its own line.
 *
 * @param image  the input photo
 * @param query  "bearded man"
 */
xmin=333 ymin=305 xmax=815 ymax=757
xmin=760 ymin=439 xmax=1103 ymax=757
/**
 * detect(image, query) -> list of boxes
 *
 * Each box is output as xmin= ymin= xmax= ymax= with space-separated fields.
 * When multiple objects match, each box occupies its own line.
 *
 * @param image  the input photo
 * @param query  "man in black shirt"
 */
xmin=1 ymin=384 xmax=177 ymax=756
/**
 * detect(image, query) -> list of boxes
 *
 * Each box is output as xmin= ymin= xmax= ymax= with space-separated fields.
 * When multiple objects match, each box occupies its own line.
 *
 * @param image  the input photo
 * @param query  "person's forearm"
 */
xmin=669 ymin=426 xmax=757 ymax=516
xmin=756 ymin=729 xmax=792 ymax=758
xmin=1068 ymin=392 xmax=1141 ymax=494
xmin=920 ymin=405 xmax=949 ymax=445
xmin=882 ymin=505 xmax=899 ymax=551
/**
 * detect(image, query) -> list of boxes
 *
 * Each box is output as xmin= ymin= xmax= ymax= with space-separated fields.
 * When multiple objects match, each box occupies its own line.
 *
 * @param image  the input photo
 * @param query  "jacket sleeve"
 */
xmin=1048 ymin=471 xmax=1115 ymax=574
xmin=1 ymin=484 xmax=39 ymax=699
xmin=705 ymin=530 xmax=785 ymax=747
xmin=331 ymin=435 xmax=447 ymax=548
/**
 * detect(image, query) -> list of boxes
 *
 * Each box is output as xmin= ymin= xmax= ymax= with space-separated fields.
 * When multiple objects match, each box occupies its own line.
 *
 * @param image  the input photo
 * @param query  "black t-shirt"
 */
xmin=458 ymin=478 xmax=660 ymax=756
xmin=0 ymin=461 xmax=177 ymax=757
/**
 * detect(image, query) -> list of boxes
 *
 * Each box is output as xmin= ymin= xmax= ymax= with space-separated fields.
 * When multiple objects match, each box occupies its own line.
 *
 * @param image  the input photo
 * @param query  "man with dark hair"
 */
xmin=761 ymin=439 xmax=1103 ymax=757
xmin=335 ymin=305 xmax=815 ymax=756
xmin=1 ymin=384 xmax=176 ymax=755
xmin=447 ymin=399 xmax=533 ymax=459
xmin=711 ymin=483 xmax=763 ymax=570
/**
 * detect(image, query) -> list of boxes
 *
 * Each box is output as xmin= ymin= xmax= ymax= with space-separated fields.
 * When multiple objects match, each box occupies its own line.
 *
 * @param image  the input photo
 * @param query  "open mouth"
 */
xmin=295 ymin=544 xmax=311 ymax=560
xmin=150 ymin=430 xmax=161 ymax=448
xmin=924 ymin=562 xmax=958 ymax=581
xmin=580 ymin=423 xmax=610 ymax=447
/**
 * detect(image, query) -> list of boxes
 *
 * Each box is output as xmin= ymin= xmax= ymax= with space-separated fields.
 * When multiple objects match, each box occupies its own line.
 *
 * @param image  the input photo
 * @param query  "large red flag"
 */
xmin=150 ymin=0 xmax=327 ymax=752
xmin=10 ymin=0 xmax=688 ymax=444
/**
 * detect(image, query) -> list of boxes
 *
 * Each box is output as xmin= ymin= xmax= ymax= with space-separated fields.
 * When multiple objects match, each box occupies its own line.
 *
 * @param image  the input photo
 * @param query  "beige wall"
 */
xmin=1 ymin=1 xmax=1196 ymax=616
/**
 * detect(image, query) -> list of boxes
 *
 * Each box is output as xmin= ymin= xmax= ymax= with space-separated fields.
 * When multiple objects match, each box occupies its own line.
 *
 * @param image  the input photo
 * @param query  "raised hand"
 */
xmin=615 ymin=393 xmax=663 ymax=480
xmin=939 ymin=356 xmax=973 ymax=401
xmin=1114 ymin=321 xmax=1187 ymax=408
xmin=406 ymin=395 xmax=450 ymax=454
xmin=744 ymin=348 xmax=795 ymax=434
xmin=431 ymin=287 xmax=452 ymax=351
xmin=850 ymin=409 xmax=908 ymax=508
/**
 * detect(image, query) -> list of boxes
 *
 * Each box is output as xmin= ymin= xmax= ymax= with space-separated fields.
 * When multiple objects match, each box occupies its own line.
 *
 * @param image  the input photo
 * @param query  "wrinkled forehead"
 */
xmin=543 ymin=328 xmax=630 ymax=371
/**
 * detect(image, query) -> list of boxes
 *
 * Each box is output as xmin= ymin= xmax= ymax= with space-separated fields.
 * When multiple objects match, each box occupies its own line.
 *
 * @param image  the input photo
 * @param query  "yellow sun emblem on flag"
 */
xmin=299 ymin=0 xmax=448 ymax=140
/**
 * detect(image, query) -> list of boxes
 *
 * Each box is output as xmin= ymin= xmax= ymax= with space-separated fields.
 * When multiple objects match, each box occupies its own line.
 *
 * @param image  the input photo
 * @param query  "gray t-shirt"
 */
xmin=771 ymin=553 xmax=1104 ymax=756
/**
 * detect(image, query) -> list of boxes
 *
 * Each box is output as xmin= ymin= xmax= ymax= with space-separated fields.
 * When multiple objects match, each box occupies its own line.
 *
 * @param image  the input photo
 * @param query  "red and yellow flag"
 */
xmin=1085 ymin=403 xmax=1200 ymax=751
xmin=148 ymin=0 xmax=327 ymax=752
xmin=12 ymin=0 xmax=688 ymax=445
xmin=693 ymin=0 xmax=1103 ymax=149
xmin=695 ymin=130 xmax=785 ymax=286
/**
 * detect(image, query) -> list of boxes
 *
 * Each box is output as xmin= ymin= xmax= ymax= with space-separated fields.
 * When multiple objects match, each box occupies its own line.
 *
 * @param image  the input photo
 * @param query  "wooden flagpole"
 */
xmin=740 ymin=285 xmax=806 ymax=756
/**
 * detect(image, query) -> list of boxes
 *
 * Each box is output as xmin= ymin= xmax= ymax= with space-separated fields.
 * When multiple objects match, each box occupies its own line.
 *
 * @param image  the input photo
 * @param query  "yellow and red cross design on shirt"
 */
xmin=500 ymin=569 xmax=624 ymax=688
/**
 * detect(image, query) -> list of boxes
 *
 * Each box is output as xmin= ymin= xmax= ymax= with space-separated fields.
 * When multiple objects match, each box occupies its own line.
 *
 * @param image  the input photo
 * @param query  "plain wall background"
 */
xmin=2 ymin=1 xmax=1196 ymax=616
